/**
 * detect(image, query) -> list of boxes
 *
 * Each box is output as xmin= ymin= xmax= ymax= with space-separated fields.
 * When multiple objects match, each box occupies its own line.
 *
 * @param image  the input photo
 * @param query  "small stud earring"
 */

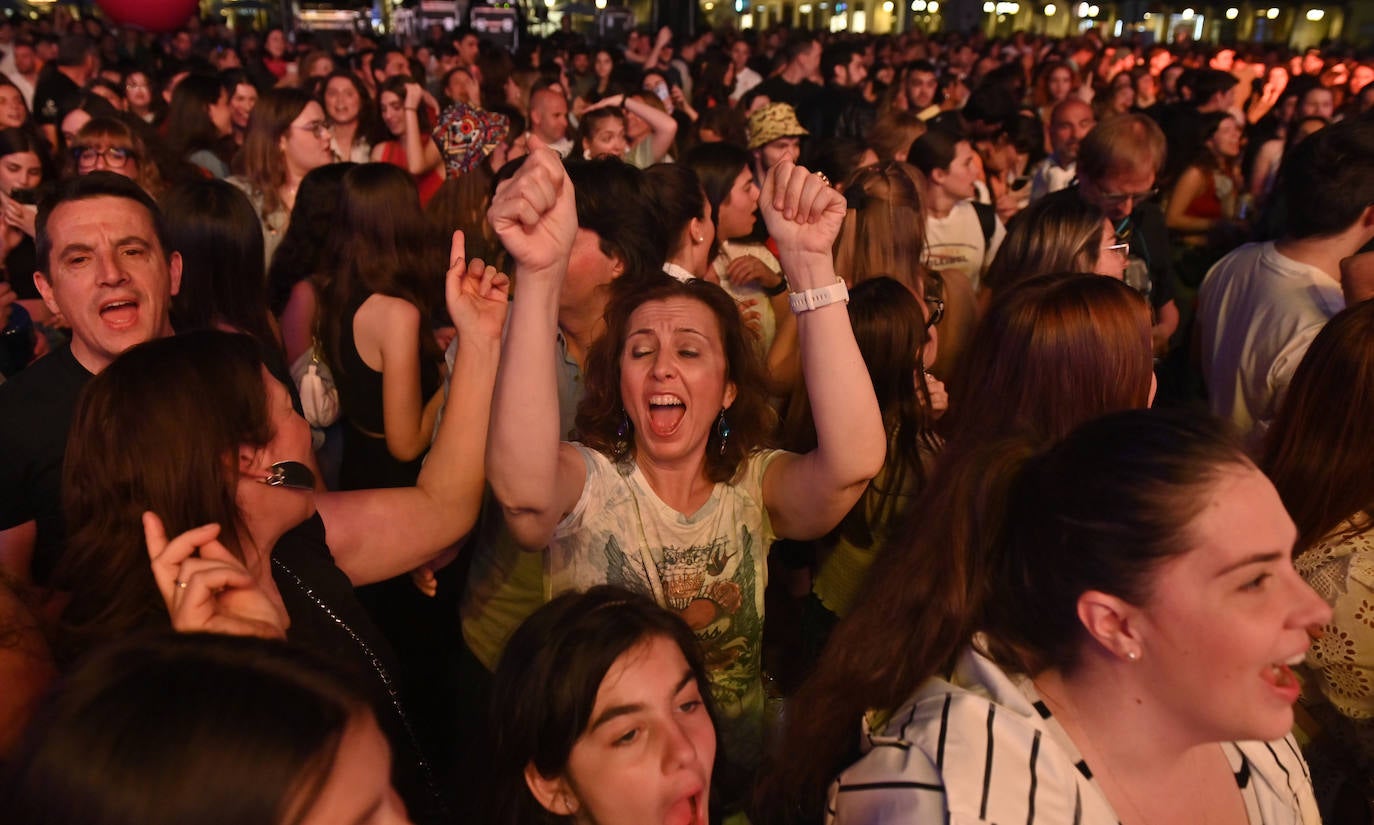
xmin=1126 ymin=650 xmax=1139 ymax=662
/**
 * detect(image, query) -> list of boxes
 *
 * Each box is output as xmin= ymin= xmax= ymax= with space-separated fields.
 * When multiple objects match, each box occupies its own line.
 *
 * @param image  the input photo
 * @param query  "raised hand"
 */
xmin=143 ymin=512 xmax=287 ymax=640
xmin=403 ymin=81 xmax=424 ymax=111
xmin=488 ymin=137 xmax=578 ymax=280
xmin=920 ymin=370 xmax=948 ymax=419
xmin=759 ymin=159 xmax=846 ymax=271
xmin=444 ymin=229 xmax=512 ymax=345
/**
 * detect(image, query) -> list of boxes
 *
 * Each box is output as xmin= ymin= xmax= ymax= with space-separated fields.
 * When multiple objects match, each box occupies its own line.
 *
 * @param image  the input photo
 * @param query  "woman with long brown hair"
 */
xmin=760 ymin=408 xmax=1326 ymax=825
xmin=784 ymin=276 xmax=945 ymax=665
xmin=372 ymin=78 xmax=443 ymax=208
xmin=833 ymin=161 xmax=973 ymax=382
xmin=757 ymin=274 xmax=1157 ymax=822
xmin=230 ymin=87 xmax=334 ymax=264
xmin=1263 ymin=299 xmax=1374 ymax=818
xmin=980 ymin=187 xmax=1127 ymax=309
xmin=50 ymin=232 xmax=506 ymax=820
xmin=314 ymin=162 xmax=446 ymax=490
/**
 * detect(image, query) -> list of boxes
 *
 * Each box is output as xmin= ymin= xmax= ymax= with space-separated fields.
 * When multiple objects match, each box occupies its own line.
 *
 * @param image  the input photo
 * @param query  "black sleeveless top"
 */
xmin=335 ymin=292 xmax=442 ymax=490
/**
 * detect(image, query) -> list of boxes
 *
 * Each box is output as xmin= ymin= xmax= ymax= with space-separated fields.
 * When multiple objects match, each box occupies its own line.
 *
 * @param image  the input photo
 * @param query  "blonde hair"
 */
xmin=867 ymin=110 xmax=927 ymax=162
xmin=833 ymin=161 xmax=929 ymax=294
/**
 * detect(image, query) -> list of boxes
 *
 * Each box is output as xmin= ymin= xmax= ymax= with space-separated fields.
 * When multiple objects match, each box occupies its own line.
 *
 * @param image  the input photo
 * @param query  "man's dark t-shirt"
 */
xmin=33 ymin=67 xmax=81 ymax=127
xmin=753 ymin=76 xmax=826 ymax=137
xmin=0 ymin=344 xmax=92 ymax=584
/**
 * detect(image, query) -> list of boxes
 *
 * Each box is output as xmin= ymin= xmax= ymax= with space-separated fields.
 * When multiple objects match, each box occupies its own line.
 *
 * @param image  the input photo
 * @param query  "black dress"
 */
xmin=335 ymin=292 xmax=442 ymax=491
xmin=329 ymin=291 xmax=461 ymax=785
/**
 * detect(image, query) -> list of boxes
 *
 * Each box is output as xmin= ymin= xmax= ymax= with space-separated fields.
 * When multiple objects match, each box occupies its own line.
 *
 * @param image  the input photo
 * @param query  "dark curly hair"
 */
xmin=575 ymin=273 xmax=778 ymax=483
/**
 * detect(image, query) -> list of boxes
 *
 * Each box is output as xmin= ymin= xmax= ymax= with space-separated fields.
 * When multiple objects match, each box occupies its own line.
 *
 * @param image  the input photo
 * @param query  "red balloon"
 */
xmin=95 ymin=0 xmax=200 ymax=33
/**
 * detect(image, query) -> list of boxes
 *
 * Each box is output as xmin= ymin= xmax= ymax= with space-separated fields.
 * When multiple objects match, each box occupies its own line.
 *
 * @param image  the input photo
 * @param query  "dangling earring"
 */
xmin=615 ymin=411 xmax=630 ymax=457
xmin=716 ymin=409 xmax=731 ymax=455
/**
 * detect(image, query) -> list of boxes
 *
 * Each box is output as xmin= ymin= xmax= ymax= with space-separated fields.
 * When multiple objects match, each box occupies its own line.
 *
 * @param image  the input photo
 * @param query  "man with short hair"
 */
xmin=818 ymin=43 xmax=869 ymax=139
xmin=902 ymin=59 xmax=941 ymax=120
xmin=753 ymin=34 xmax=825 ymax=135
xmin=371 ymin=44 xmax=411 ymax=88
xmin=33 ymin=33 xmax=97 ymax=147
xmin=1199 ymin=118 xmax=1374 ymax=443
xmin=1075 ymin=114 xmax=1180 ymax=359
xmin=451 ymin=27 xmax=480 ymax=70
xmin=1029 ymin=98 xmax=1095 ymax=203
xmin=909 ymin=128 xmax=1006 ymax=292
xmin=9 ymin=37 xmax=38 ymax=110
xmin=528 ymin=86 xmax=572 ymax=157
xmin=1297 ymin=84 xmax=1335 ymax=120
xmin=0 ymin=173 xmax=182 ymax=585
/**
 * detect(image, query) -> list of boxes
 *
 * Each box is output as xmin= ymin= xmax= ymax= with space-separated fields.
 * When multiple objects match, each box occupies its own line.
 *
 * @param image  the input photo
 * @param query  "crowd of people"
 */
xmin=0 ymin=6 xmax=1373 ymax=825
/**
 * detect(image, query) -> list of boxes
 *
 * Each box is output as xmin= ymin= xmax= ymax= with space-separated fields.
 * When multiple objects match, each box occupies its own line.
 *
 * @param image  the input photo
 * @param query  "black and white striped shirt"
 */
xmin=827 ymin=647 xmax=1320 ymax=825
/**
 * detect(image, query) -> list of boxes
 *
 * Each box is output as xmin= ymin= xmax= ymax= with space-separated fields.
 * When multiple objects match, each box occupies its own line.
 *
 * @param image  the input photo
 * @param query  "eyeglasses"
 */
xmin=292 ymin=120 xmax=332 ymax=138
xmin=925 ymin=294 xmax=946 ymax=329
xmin=1106 ymin=240 xmax=1131 ymax=258
xmin=923 ymin=271 xmax=946 ymax=329
xmin=72 ymin=146 xmax=134 ymax=169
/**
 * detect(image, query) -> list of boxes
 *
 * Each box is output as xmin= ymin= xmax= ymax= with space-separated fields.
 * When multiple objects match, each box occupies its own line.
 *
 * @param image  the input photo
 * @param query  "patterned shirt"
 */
xmin=433 ymin=102 xmax=509 ymax=176
xmin=551 ymin=445 xmax=784 ymax=773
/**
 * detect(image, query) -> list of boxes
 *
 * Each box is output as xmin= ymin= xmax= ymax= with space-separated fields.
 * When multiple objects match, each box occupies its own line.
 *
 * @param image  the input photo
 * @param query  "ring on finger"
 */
xmin=814 ymin=171 xmax=832 ymax=187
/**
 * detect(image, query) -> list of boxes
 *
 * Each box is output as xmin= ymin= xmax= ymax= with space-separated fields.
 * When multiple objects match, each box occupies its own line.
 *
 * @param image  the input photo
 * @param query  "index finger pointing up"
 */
xmin=450 ymin=229 xmax=467 ymax=271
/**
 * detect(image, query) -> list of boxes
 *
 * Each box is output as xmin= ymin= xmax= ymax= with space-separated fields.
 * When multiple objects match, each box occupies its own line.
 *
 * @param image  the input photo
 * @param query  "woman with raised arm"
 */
xmin=579 ymin=92 xmax=679 ymax=168
xmin=48 ymin=232 xmax=506 ymax=824
xmin=484 ymin=147 xmax=884 ymax=811
xmin=372 ymin=79 xmax=442 ymax=208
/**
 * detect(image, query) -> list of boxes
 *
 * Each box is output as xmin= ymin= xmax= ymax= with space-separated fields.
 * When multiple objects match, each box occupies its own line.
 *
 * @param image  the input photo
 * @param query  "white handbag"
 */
xmin=289 ymin=341 xmax=340 ymax=428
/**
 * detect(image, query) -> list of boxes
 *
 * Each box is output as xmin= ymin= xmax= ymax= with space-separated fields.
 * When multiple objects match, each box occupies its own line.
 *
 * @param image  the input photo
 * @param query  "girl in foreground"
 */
xmin=488 ymin=586 xmax=716 ymax=825
xmin=763 ymin=410 xmax=1330 ymax=825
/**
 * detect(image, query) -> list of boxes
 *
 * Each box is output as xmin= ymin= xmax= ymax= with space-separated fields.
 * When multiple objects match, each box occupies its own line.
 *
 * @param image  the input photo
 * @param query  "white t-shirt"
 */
xmin=1028 ymin=156 xmax=1076 ymax=204
xmin=731 ymin=66 xmax=763 ymax=102
xmin=924 ymin=200 xmax=1006 ymax=293
xmin=828 ymin=646 xmax=1321 ymax=825
xmin=552 ymin=444 xmax=784 ymax=769
xmin=713 ymin=241 xmax=780 ymax=357
xmin=1197 ymin=241 xmax=1344 ymax=445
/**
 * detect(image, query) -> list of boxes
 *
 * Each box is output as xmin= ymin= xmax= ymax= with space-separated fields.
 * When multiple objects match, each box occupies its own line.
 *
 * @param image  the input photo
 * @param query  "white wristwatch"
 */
xmin=789 ymin=278 xmax=850 ymax=313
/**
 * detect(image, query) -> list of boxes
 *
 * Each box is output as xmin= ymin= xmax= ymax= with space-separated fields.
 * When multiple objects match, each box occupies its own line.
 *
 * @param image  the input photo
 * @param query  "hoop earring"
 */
xmin=716 ymin=409 xmax=731 ymax=456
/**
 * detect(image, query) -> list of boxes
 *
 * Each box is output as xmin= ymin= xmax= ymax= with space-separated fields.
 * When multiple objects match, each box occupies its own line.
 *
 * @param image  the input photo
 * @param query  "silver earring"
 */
xmin=1126 ymin=650 xmax=1139 ymax=662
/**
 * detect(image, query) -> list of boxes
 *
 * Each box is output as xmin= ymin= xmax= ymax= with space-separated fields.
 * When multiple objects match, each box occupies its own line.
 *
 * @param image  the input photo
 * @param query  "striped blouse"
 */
xmin=827 ymin=646 xmax=1321 ymax=825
